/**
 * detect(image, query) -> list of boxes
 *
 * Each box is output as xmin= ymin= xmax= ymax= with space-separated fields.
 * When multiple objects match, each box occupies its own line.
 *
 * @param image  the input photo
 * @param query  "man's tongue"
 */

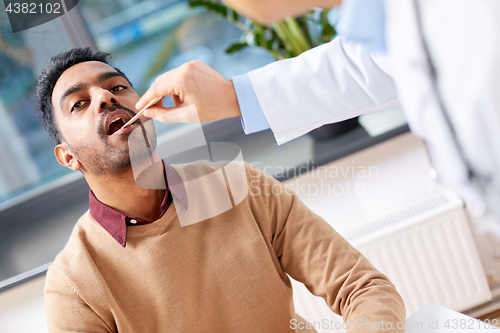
xmin=108 ymin=118 xmax=126 ymax=135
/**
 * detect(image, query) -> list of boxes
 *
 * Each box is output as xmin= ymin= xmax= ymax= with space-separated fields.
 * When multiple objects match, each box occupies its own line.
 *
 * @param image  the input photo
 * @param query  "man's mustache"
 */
xmin=98 ymin=104 xmax=137 ymax=139
xmin=104 ymin=104 xmax=136 ymax=117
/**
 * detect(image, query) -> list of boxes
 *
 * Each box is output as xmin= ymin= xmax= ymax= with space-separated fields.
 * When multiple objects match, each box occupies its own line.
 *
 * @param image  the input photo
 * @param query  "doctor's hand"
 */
xmin=136 ymin=61 xmax=241 ymax=123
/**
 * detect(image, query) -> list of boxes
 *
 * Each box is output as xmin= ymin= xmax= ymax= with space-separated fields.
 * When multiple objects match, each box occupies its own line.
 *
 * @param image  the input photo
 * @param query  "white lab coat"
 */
xmin=247 ymin=36 xmax=399 ymax=145
xmin=247 ymin=0 xmax=500 ymax=237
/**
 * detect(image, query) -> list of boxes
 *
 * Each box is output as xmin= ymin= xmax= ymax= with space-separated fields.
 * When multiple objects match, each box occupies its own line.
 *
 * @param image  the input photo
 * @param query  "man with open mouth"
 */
xmin=36 ymin=47 xmax=405 ymax=332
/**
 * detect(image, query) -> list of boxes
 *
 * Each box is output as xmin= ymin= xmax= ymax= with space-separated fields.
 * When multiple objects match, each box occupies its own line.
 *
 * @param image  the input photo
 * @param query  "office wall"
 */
xmin=0 ymin=276 xmax=47 ymax=333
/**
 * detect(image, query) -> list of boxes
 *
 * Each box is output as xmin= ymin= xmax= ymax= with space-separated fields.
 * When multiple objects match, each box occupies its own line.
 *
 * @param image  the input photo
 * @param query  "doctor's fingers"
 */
xmin=136 ymin=65 xmax=192 ymax=110
xmin=136 ymin=61 xmax=217 ymax=110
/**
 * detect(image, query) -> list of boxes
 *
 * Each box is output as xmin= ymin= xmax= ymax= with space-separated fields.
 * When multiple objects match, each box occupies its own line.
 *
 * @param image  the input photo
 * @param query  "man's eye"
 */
xmin=71 ymin=101 xmax=84 ymax=112
xmin=111 ymin=85 xmax=127 ymax=92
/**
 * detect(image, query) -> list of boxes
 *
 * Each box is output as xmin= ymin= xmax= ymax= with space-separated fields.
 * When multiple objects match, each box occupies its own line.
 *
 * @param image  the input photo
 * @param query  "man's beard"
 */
xmin=69 ymin=104 xmax=157 ymax=176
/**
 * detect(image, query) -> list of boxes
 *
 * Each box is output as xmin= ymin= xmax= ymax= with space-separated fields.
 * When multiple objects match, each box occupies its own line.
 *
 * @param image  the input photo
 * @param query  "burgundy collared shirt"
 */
xmin=89 ymin=162 xmax=187 ymax=247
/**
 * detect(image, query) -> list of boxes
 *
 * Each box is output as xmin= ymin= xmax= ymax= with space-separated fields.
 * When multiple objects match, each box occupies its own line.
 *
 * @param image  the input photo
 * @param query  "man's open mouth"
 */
xmin=106 ymin=111 xmax=134 ymax=136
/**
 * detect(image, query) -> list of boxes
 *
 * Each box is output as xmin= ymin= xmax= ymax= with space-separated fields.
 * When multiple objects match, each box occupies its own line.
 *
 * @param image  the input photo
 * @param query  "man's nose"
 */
xmin=93 ymin=89 xmax=118 ymax=114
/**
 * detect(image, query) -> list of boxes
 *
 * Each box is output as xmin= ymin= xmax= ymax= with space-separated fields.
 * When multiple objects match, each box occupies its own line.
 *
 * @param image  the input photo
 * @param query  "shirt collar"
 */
xmin=89 ymin=161 xmax=187 ymax=247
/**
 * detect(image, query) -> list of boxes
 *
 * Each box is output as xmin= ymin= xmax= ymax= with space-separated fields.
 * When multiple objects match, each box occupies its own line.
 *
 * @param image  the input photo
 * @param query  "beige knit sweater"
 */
xmin=44 ymin=162 xmax=405 ymax=332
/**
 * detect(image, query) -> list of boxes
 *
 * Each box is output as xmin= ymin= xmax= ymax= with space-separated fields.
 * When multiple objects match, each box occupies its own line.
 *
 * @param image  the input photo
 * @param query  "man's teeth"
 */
xmin=111 ymin=117 xmax=125 ymax=124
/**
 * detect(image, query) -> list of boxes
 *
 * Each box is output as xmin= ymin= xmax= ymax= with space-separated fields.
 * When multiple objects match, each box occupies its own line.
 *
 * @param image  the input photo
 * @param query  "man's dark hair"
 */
xmin=35 ymin=47 xmax=131 ymax=144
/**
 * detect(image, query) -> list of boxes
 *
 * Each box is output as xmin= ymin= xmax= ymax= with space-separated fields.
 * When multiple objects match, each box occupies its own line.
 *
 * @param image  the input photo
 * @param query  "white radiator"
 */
xmin=289 ymin=189 xmax=492 ymax=333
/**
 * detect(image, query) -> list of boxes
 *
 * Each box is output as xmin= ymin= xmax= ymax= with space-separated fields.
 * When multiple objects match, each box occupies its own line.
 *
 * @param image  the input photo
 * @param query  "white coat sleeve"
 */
xmin=247 ymin=36 xmax=400 ymax=145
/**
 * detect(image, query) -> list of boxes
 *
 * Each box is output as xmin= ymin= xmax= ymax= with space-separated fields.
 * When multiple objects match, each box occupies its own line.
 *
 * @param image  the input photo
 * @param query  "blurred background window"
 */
xmin=0 ymin=5 xmax=72 ymax=203
xmin=0 ymin=0 xmax=274 ymax=205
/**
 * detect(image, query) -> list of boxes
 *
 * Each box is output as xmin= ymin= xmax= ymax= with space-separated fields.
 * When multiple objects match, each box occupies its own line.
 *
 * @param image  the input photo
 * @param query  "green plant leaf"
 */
xmin=187 ymin=1 xmax=336 ymax=60
xmin=273 ymin=21 xmax=304 ymax=57
xmin=319 ymin=9 xmax=336 ymax=43
xmin=188 ymin=0 xmax=228 ymax=17
xmin=225 ymin=41 xmax=249 ymax=54
xmin=254 ymin=24 xmax=265 ymax=47
xmin=284 ymin=17 xmax=312 ymax=52
xmin=231 ymin=9 xmax=239 ymax=22
xmin=296 ymin=16 xmax=314 ymax=47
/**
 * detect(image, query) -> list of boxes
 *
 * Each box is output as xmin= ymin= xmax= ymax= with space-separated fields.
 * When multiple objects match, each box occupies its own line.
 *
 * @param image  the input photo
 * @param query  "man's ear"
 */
xmin=55 ymin=142 xmax=81 ymax=171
